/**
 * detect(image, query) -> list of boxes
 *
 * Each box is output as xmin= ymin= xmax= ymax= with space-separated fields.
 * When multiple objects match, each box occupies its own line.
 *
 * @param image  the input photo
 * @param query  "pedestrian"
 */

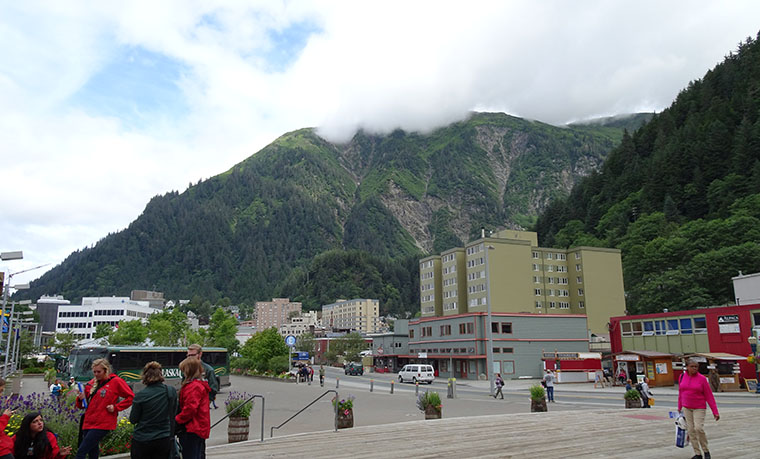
xmin=12 ymin=412 xmax=72 ymax=458
xmin=493 ymin=373 xmax=504 ymax=399
xmin=625 ymin=379 xmax=633 ymax=391
xmin=319 ymin=365 xmax=325 ymax=387
xmin=0 ymin=379 xmax=14 ymax=459
xmin=74 ymin=358 xmax=134 ymax=459
xmin=308 ymin=365 xmax=314 ymax=383
xmin=678 ymin=357 xmax=719 ymax=459
xmin=708 ymin=368 xmax=720 ymax=393
xmin=617 ymin=368 xmax=627 ymax=386
xmin=187 ymin=344 xmax=219 ymax=413
xmin=543 ymin=370 xmax=555 ymax=402
xmin=129 ymin=361 xmax=178 ymax=459
xmin=49 ymin=379 xmax=62 ymax=400
xmin=638 ymin=377 xmax=653 ymax=408
xmin=175 ymin=357 xmax=211 ymax=459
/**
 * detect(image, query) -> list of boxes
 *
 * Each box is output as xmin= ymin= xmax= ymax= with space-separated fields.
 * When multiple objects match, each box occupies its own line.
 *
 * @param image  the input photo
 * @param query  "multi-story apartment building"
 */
xmin=279 ymin=311 xmax=320 ymax=337
xmin=420 ymin=229 xmax=625 ymax=339
xmin=255 ymin=298 xmax=301 ymax=331
xmin=322 ymin=299 xmax=380 ymax=334
xmin=55 ymin=297 xmax=158 ymax=342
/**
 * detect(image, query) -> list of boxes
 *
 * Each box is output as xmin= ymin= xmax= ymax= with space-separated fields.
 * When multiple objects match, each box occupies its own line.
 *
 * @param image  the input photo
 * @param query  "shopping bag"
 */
xmin=674 ymin=414 xmax=689 ymax=448
xmin=648 ymin=397 xmax=655 ymax=407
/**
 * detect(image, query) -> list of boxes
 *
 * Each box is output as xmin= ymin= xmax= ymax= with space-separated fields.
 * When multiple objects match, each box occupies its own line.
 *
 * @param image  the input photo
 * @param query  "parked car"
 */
xmin=344 ymin=362 xmax=364 ymax=376
xmin=398 ymin=364 xmax=435 ymax=384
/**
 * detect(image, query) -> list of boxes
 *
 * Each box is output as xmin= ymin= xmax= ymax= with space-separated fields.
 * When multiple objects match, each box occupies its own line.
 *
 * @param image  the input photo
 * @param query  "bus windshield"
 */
xmin=69 ymin=347 xmax=108 ymax=381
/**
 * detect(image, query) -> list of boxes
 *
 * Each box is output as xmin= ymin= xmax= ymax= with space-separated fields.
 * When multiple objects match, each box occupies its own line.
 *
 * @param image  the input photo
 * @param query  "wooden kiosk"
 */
xmin=611 ymin=350 xmax=675 ymax=387
xmin=682 ymin=352 xmax=745 ymax=392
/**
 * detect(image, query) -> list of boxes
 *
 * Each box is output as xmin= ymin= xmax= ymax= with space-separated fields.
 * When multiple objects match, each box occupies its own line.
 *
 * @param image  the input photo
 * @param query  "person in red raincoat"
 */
xmin=175 ymin=357 xmax=210 ymax=459
xmin=12 ymin=412 xmax=72 ymax=458
xmin=75 ymin=358 xmax=134 ymax=459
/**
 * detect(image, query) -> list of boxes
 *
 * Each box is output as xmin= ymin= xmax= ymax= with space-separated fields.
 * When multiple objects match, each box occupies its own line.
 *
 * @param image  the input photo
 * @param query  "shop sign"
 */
xmin=418 ymin=352 xmax=427 ymax=359
xmin=616 ymin=354 xmax=639 ymax=361
xmin=719 ymin=377 xmax=735 ymax=384
xmin=718 ymin=314 xmax=740 ymax=334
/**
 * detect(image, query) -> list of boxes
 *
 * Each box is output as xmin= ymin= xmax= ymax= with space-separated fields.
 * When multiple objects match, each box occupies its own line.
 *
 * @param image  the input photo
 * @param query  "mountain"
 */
xmin=23 ymin=112 xmax=633 ymax=315
xmin=536 ymin=33 xmax=760 ymax=315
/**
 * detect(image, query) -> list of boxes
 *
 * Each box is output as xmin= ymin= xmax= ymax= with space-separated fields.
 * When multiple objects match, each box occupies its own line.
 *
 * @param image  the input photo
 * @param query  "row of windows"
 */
xmin=421 ymin=294 xmax=434 ymax=302
xmin=535 ymin=289 xmax=571 ymax=297
xmin=443 ymin=278 xmax=456 ymax=286
xmin=421 ymin=306 xmax=435 ymax=314
xmin=94 ymin=309 xmax=125 ymax=316
xmin=421 ymin=260 xmax=435 ymax=269
xmin=532 ymin=264 xmax=569 ymax=272
xmin=468 ymin=271 xmax=485 ymax=281
xmin=420 ymin=271 xmax=434 ymax=280
xmin=469 ymin=297 xmax=487 ymax=307
xmin=443 ymin=290 xmax=457 ymax=299
xmin=466 ymin=244 xmax=483 ymax=255
xmin=466 ymin=257 xmax=484 ymax=268
xmin=534 ymin=276 xmax=571 ymax=285
xmin=93 ymin=321 xmax=118 ymax=327
xmin=58 ymin=322 xmax=90 ymax=329
xmin=58 ymin=311 xmax=93 ymax=318
xmin=421 ymin=282 xmax=434 ymax=291
xmin=535 ymin=301 xmax=585 ymax=309
xmin=533 ymin=252 xmax=568 ymax=260
xmin=411 ymin=321 xmax=513 ymax=338
xmin=443 ymin=302 xmax=458 ymax=311
xmin=442 ymin=253 xmax=456 ymax=263
xmin=621 ymin=317 xmax=707 ymax=336
xmin=443 ymin=265 xmax=456 ymax=274
xmin=468 ymin=284 xmax=487 ymax=294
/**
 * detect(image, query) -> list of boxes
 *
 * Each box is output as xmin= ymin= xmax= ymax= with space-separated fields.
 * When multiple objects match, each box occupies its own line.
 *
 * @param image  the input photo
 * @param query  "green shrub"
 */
xmin=225 ymin=392 xmax=254 ymax=418
xmin=99 ymin=417 xmax=133 ymax=456
xmin=267 ymin=355 xmax=289 ymax=374
xmin=22 ymin=367 xmax=45 ymax=374
xmin=416 ymin=391 xmax=442 ymax=412
xmin=529 ymin=384 xmax=545 ymax=401
xmin=624 ymin=389 xmax=641 ymax=401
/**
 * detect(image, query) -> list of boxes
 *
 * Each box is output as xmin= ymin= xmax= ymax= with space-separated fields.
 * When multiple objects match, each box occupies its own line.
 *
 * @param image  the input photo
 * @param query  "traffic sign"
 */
xmin=285 ymin=335 xmax=296 ymax=347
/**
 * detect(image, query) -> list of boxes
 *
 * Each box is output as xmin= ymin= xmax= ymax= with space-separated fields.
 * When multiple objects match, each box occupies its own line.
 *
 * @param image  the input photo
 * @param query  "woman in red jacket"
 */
xmin=12 ymin=412 xmax=72 ymax=458
xmin=175 ymin=357 xmax=210 ymax=459
xmin=75 ymin=359 xmax=134 ymax=459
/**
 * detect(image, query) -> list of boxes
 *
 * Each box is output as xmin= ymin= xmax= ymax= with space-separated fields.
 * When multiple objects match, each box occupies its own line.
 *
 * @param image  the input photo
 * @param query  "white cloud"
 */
xmin=2 ymin=0 xmax=760 ymax=285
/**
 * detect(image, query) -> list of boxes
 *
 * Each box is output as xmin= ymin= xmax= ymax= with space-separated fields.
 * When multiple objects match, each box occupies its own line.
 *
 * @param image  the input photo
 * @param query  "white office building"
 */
xmin=56 ymin=297 xmax=158 ymax=342
xmin=279 ymin=311 xmax=320 ymax=337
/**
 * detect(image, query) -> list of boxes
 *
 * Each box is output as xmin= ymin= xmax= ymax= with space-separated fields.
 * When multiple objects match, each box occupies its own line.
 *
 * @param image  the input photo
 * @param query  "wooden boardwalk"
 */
xmin=207 ymin=407 xmax=759 ymax=458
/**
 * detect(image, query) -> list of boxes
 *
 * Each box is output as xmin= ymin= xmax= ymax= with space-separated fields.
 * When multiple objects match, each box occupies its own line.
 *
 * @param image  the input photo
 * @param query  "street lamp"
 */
xmin=484 ymin=243 xmax=496 ymax=397
xmin=748 ymin=335 xmax=760 ymax=394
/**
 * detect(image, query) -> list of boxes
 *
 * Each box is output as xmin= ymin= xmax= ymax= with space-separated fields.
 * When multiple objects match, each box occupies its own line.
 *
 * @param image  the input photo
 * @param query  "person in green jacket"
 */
xmin=129 ymin=361 xmax=178 ymax=459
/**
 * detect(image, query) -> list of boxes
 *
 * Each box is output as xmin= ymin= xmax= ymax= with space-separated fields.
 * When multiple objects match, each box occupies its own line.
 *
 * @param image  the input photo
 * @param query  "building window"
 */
xmin=493 ymin=347 xmax=501 ymax=353
xmin=535 ymin=301 xmax=542 ymax=308
xmin=491 ymin=322 xmax=499 ymax=334
xmin=501 ymin=323 xmax=512 ymax=334
xmin=632 ymin=322 xmax=643 ymax=336
xmin=546 ymin=253 xmax=553 ymax=260
xmin=502 ymin=361 xmax=515 ymax=374
xmin=693 ymin=317 xmax=707 ymax=333
xmin=547 ymin=265 xmax=554 ymax=272
xmin=575 ymin=264 xmax=582 ymax=271
xmin=621 ymin=322 xmax=632 ymax=336
xmin=578 ymin=301 xmax=585 ymax=308
xmin=577 ymin=277 xmax=583 ymax=283
xmin=548 ymin=278 xmax=554 ymax=284
xmin=532 ymin=264 xmax=539 ymax=271
xmin=409 ymin=330 xmax=414 ymax=338
xmin=533 ymin=276 xmax=540 ymax=283
xmin=502 ymin=347 xmax=513 ymax=353
xmin=578 ymin=288 xmax=584 ymax=296
xmin=532 ymin=251 xmax=539 ymax=259
xmin=575 ymin=253 xmax=581 ymax=259
xmin=535 ymin=288 xmax=542 ymax=296
xmin=440 ymin=325 xmax=451 ymax=336
xmin=679 ymin=318 xmax=692 ymax=335
xmin=559 ymin=302 xmax=569 ymax=309
xmin=549 ymin=302 xmax=556 ymax=309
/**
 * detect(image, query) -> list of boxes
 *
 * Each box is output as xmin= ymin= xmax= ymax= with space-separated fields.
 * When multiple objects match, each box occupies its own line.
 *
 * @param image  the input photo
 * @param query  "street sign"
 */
xmin=295 ymin=351 xmax=309 ymax=360
xmin=285 ymin=335 xmax=296 ymax=347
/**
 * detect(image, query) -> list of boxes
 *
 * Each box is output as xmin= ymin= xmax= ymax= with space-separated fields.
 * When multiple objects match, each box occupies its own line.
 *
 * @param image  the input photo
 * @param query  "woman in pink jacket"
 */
xmin=678 ymin=357 xmax=719 ymax=459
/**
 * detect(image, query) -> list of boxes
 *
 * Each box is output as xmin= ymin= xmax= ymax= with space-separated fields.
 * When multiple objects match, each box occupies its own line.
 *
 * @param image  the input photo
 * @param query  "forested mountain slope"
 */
xmin=536 ymin=33 xmax=760 ymax=314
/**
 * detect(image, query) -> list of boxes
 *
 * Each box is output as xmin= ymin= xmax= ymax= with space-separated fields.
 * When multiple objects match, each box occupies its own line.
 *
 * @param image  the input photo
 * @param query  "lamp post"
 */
xmin=484 ymin=242 xmax=495 ymax=397
xmin=748 ymin=335 xmax=760 ymax=394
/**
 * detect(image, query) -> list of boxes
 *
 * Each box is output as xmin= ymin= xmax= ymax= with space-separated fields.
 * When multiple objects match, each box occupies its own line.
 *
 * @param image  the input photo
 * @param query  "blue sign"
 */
xmin=285 ymin=335 xmax=296 ymax=347
xmin=295 ymin=352 xmax=309 ymax=360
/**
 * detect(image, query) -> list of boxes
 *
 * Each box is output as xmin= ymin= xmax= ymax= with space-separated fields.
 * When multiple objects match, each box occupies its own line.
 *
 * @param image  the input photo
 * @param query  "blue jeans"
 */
xmin=76 ymin=429 xmax=110 ymax=459
xmin=178 ymin=432 xmax=205 ymax=459
xmin=546 ymin=386 xmax=555 ymax=401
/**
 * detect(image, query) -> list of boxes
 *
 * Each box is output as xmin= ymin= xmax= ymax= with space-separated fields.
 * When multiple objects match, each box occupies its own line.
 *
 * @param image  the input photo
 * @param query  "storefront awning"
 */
xmin=683 ymin=352 xmax=746 ymax=361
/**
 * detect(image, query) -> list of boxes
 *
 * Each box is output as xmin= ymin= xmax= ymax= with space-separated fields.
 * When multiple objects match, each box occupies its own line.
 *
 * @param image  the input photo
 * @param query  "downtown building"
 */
xmin=412 ymin=229 xmax=625 ymax=380
xmin=322 ymin=299 xmax=381 ymax=334
xmin=255 ymin=298 xmax=301 ymax=331
xmin=55 ymin=296 xmax=158 ymax=342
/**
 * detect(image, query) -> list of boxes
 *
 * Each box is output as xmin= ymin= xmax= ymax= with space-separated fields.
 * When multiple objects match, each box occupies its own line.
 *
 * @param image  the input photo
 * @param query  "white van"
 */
xmin=398 ymin=364 xmax=435 ymax=384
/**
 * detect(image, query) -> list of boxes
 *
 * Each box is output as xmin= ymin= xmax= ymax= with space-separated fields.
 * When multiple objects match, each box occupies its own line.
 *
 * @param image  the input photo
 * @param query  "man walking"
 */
xmin=493 ymin=373 xmax=504 ymax=399
xmin=543 ymin=369 xmax=555 ymax=402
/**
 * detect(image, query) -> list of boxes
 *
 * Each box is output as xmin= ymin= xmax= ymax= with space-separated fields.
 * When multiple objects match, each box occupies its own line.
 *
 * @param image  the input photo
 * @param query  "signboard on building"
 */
xmin=418 ymin=352 xmax=427 ymax=359
xmin=616 ymin=354 xmax=639 ymax=361
xmin=295 ymin=352 xmax=309 ymax=360
xmin=718 ymin=315 xmax=740 ymax=334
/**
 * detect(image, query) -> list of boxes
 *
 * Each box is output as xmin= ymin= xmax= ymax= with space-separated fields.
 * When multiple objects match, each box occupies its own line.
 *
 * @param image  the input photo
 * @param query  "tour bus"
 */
xmin=67 ymin=346 xmax=230 ymax=390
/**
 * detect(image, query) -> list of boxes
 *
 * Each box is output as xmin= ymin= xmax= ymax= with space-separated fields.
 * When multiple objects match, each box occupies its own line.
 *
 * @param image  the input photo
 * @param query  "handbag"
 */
xmin=675 ymin=414 xmax=689 ymax=448
xmin=648 ymin=397 xmax=655 ymax=407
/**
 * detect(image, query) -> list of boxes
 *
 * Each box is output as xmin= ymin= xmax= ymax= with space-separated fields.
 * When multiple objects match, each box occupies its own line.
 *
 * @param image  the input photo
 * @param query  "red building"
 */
xmin=609 ymin=303 xmax=760 ymax=383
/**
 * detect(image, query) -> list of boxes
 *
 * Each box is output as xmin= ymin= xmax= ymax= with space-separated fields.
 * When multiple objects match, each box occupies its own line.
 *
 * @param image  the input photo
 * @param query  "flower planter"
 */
xmin=424 ymin=406 xmax=442 ymax=419
xmin=228 ymin=416 xmax=250 ymax=443
xmin=624 ymin=399 xmax=641 ymax=409
xmin=337 ymin=409 xmax=354 ymax=429
xmin=530 ymin=398 xmax=548 ymax=412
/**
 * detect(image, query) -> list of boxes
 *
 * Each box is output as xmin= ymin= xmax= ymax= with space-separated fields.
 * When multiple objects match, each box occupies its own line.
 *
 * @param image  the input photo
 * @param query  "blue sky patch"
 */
xmin=261 ymin=20 xmax=322 ymax=72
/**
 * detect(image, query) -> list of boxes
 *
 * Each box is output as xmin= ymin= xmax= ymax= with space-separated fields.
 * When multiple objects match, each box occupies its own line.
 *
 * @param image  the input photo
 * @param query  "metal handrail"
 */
xmin=270 ymin=390 xmax=338 ymax=438
xmin=210 ymin=394 xmax=266 ymax=442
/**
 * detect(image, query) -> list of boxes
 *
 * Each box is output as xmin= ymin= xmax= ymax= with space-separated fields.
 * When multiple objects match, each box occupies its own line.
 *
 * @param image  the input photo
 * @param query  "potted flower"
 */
xmin=333 ymin=395 xmax=355 ymax=428
xmin=530 ymin=384 xmax=547 ymax=412
xmin=624 ymin=389 xmax=641 ymax=409
xmin=225 ymin=391 xmax=253 ymax=442
xmin=416 ymin=391 xmax=442 ymax=419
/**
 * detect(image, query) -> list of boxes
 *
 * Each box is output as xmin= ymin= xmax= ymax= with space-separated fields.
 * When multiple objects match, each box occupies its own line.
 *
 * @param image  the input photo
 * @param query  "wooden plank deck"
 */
xmin=207 ymin=407 xmax=759 ymax=458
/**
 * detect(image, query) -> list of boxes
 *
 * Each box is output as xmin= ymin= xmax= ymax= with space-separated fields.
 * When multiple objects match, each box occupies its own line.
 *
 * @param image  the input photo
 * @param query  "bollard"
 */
xmin=390 ymin=380 xmax=394 ymax=394
xmin=447 ymin=379 xmax=453 ymax=399
xmin=370 ymin=379 xmax=374 ymax=392
xmin=415 ymin=381 xmax=419 ymax=396
xmin=336 ymin=377 xmax=340 ymax=389
xmin=452 ymin=378 xmax=457 ymax=398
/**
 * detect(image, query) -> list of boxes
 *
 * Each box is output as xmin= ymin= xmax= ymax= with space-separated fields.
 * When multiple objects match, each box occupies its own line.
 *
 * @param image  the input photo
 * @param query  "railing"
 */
xmin=270 ymin=390 xmax=338 ymax=438
xmin=210 ymin=394 xmax=266 ymax=442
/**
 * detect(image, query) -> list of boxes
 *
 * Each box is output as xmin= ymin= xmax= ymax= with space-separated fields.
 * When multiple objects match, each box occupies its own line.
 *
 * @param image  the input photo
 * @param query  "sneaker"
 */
xmin=691 ymin=455 xmax=702 ymax=459
xmin=703 ymin=452 xmax=711 ymax=459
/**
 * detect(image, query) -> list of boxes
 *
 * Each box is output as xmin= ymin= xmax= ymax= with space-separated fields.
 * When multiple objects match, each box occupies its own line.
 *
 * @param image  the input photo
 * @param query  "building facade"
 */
xmin=36 ymin=295 xmax=71 ymax=332
xmin=279 ymin=311 xmax=320 ymax=337
xmin=55 ymin=297 xmax=157 ymax=342
xmin=369 ymin=319 xmax=410 ymax=372
xmin=130 ymin=290 xmax=165 ymax=308
xmin=732 ymin=271 xmax=760 ymax=305
xmin=322 ymin=299 xmax=381 ymax=333
xmin=609 ymin=303 xmax=760 ymax=382
xmin=420 ymin=229 xmax=625 ymax=339
xmin=409 ymin=312 xmax=589 ymax=379
xmin=255 ymin=298 xmax=301 ymax=331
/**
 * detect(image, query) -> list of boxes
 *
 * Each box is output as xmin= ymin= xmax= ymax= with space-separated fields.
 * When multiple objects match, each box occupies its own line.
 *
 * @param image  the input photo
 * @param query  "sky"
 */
xmin=2 ymin=1 xmax=760 ymax=288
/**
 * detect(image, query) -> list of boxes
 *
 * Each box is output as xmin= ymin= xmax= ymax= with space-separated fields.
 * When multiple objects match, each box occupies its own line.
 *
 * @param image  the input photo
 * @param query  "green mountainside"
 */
xmin=24 ymin=112 xmax=633 ymax=316
xmin=536 ymin=33 xmax=760 ymax=315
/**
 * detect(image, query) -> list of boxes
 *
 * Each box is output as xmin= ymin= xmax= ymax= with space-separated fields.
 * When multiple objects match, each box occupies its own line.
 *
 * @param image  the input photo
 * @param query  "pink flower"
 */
xmin=344 ymin=409 xmax=349 ymax=415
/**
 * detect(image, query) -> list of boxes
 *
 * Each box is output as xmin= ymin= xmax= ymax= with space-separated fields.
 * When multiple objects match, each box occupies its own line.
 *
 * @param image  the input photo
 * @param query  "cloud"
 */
xmin=2 ymin=1 xmax=760 ymax=285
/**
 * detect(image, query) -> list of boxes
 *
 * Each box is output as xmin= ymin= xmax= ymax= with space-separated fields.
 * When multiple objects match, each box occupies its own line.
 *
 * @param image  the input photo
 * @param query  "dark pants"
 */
xmin=76 ymin=429 xmax=110 ymax=459
xmin=178 ymin=432 xmax=204 ymax=459
xmin=546 ymin=386 xmax=555 ymax=401
xmin=640 ymin=393 xmax=650 ymax=408
xmin=494 ymin=386 xmax=503 ymax=399
xmin=131 ymin=436 xmax=172 ymax=459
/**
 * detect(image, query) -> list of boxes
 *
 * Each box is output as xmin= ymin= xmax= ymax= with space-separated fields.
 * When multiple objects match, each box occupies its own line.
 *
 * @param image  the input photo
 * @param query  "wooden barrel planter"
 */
xmin=424 ymin=406 xmax=442 ymax=419
xmin=337 ymin=409 xmax=354 ymax=429
xmin=228 ymin=416 xmax=250 ymax=443
xmin=625 ymin=399 xmax=641 ymax=409
xmin=530 ymin=399 xmax=548 ymax=412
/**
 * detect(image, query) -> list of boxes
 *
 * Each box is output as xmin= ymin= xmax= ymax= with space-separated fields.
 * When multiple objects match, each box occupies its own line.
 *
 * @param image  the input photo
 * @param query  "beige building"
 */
xmin=421 ymin=229 xmax=625 ymax=338
xmin=322 ymin=299 xmax=380 ymax=333
xmin=255 ymin=298 xmax=301 ymax=331
xmin=279 ymin=311 xmax=320 ymax=337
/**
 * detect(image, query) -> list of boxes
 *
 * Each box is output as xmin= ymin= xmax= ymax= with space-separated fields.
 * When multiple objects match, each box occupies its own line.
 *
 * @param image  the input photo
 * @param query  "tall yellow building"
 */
xmin=322 ymin=298 xmax=381 ymax=333
xmin=420 ymin=230 xmax=625 ymax=338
